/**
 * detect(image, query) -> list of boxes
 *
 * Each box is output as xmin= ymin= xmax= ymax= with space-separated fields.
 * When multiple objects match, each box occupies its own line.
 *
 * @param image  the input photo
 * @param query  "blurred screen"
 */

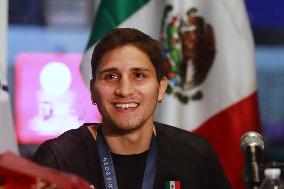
xmin=15 ymin=53 xmax=101 ymax=144
xmin=245 ymin=0 xmax=284 ymax=28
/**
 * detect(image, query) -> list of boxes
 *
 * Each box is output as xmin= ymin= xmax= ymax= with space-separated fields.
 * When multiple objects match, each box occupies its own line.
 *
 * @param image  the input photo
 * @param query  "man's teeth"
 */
xmin=115 ymin=103 xmax=138 ymax=108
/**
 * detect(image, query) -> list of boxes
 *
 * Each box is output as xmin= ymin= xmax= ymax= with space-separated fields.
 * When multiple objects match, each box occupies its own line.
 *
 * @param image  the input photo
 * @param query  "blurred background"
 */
xmin=6 ymin=0 xmax=284 ymax=161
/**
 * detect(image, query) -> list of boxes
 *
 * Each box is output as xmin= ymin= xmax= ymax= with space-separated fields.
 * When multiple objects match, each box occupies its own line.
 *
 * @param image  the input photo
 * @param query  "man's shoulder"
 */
xmin=36 ymin=124 xmax=95 ymax=155
xmin=33 ymin=124 xmax=101 ymax=183
xmin=155 ymin=122 xmax=213 ymax=155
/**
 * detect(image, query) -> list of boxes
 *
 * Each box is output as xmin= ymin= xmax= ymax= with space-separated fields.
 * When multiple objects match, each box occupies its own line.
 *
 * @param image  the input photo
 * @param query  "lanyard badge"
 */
xmin=96 ymin=126 xmax=157 ymax=189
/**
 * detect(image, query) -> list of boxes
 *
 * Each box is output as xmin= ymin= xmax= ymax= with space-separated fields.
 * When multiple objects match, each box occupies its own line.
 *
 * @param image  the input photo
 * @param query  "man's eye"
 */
xmin=104 ymin=74 xmax=118 ymax=80
xmin=134 ymin=72 xmax=145 ymax=79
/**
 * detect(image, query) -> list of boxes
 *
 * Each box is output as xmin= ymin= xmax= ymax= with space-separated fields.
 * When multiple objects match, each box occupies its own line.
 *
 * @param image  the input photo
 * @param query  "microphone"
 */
xmin=240 ymin=131 xmax=265 ymax=189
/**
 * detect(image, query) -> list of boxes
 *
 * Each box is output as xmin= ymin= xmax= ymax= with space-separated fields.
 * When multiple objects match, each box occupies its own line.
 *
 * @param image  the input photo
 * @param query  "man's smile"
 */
xmin=113 ymin=102 xmax=140 ymax=109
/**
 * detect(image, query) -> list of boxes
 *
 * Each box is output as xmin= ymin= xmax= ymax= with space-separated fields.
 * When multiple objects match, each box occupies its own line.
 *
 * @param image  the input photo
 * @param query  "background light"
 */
xmin=39 ymin=62 xmax=71 ymax=96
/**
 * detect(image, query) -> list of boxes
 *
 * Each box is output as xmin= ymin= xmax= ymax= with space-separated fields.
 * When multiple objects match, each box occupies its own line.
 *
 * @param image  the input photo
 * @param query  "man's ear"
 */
xmin=90 ymin=79 xmax=96 ymax=104
xmin=158 ymin=77 xmax=168 ymax=102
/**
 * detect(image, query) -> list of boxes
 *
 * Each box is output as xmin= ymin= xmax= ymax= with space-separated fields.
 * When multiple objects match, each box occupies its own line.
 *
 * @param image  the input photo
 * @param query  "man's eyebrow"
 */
xmin=98 ymin=67 xmax=119 ymax=74
xmin=130 ymin=67 xmax=151 ymax=72
xmin=98 ymin=67 xmax=151 ymax=74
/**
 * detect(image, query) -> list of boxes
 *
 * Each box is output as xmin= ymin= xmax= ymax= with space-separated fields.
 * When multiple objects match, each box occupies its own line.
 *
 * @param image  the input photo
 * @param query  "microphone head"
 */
xmin=240 ymin=131 xmax=264 ymax=150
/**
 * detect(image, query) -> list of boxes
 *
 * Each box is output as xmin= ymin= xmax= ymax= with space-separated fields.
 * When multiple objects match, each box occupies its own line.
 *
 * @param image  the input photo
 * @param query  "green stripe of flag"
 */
xmin=165 ymin=181 xmax=170 ymax=189
xmin=86 ymin=0 xmax=150 ymax=50
xmin=165 ymin=181 xmax=174 ymax=189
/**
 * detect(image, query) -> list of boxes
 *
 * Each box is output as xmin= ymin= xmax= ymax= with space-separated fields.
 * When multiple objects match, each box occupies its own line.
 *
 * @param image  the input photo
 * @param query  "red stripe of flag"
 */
xmin=194 ymin=92 xmax=261 ymax=189
xmin=175 ymin=180 xmax=181 ymax=189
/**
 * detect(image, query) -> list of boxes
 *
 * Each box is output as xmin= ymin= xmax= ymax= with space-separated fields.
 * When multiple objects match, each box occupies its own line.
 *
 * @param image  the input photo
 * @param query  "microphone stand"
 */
xmin=243 ymin=145 xmax=264 ymax=189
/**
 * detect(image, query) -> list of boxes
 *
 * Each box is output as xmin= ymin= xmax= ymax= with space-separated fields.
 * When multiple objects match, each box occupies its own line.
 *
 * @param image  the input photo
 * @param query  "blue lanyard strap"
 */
xmin=96 ymin=126 xmax=157 ymax=189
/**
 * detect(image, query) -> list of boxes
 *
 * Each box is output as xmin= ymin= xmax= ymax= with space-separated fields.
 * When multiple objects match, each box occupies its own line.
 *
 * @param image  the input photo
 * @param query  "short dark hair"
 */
xmin=91 ymin=28 xmax=165 ymax=81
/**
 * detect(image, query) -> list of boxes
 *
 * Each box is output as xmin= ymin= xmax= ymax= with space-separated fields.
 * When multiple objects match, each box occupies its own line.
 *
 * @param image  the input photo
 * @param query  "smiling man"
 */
xmin=34 ymin=28 xmax=231 ymax=189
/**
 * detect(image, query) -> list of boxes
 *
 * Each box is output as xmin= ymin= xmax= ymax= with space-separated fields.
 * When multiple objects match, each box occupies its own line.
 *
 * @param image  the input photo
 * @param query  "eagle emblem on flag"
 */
xmin=160 ymin=6 xmax=216 ymax=104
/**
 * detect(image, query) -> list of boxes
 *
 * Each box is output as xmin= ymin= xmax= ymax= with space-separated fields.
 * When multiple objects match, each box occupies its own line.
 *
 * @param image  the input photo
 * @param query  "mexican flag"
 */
xmin=165 ymin=180 xmax=180 ymax=189
xmin=80 ymin=0 xmax=260 ymax=188
xmin=0 ymin=0 xmax=18 ymax=154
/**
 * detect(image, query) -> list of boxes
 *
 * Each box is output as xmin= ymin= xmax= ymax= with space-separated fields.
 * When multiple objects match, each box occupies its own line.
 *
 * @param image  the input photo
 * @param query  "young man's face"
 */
xmin=90 ymin=45 xmax=167 ymax=132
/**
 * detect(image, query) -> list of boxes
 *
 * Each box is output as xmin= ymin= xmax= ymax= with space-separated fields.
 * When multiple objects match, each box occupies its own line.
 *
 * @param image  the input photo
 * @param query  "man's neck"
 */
xmin=101 ymin=123 xmax=154 ymax=155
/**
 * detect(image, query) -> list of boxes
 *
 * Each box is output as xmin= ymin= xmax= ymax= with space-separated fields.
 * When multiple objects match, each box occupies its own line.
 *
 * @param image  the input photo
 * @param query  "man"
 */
xmin=34 ymin=28 xmax=231 ymax=189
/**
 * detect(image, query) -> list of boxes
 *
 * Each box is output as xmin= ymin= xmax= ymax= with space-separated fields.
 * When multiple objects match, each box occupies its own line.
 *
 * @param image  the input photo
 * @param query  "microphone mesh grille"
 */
xmin=240 ymin=131 xmax=264 ymax=150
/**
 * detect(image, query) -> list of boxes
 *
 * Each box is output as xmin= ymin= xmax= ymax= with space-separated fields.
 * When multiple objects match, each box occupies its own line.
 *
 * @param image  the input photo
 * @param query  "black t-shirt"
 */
xmin=33 ymin=122 xmax=232 ymax=189
xmin=111 ymin=150 xmax=148 ymax=189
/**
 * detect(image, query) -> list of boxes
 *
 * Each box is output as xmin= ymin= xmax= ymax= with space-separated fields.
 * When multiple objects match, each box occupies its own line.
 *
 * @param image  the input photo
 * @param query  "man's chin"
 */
xmin=115 ymin=122 xmax=142 ymax=131
xmin=109 ymin=119 xmax=145 ymax=133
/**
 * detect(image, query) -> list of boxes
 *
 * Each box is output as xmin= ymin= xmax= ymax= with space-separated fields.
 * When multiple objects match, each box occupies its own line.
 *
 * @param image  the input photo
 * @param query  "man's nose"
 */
xmin=115 ymin=77 xmax=134 ymax=97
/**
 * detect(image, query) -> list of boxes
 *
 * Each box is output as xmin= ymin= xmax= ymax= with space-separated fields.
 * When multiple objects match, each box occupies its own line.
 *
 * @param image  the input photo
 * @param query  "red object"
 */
xmin=0 ymin=152 xmax=93 ymax=189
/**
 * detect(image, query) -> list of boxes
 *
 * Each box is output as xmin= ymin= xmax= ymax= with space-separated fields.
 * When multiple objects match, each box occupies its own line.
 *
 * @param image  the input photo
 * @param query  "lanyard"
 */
xmin=96 ymin=126 xmax=157 ymax=189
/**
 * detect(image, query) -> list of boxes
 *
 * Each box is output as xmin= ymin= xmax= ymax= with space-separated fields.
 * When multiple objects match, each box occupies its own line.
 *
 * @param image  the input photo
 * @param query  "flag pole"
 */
xmin=0 ymin=0 xmax=19 ymax=154
xmin=0 ymin=0 xmax=8 ymax=79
